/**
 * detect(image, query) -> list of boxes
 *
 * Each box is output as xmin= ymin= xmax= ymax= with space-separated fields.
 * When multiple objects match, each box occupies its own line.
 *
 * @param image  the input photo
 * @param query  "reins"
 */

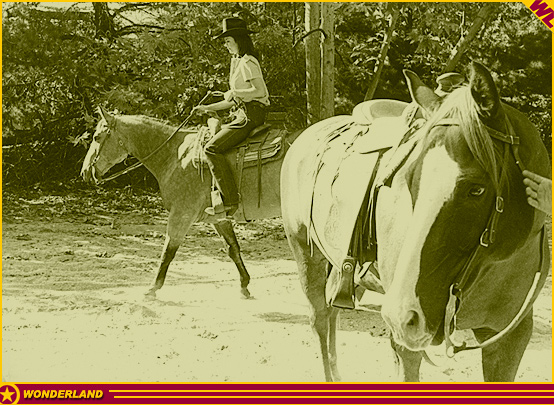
xmin=96 ymin=92 xmax=214 ymax=185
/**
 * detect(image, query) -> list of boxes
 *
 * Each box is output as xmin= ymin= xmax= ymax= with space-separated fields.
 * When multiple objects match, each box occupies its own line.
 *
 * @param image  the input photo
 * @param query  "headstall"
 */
xmin=430 ymin=115 xmax=549 ymax=357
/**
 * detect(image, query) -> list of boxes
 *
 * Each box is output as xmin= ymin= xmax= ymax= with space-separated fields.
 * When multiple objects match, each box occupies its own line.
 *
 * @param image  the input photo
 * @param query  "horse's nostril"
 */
xmin=405 ymin=310 xmax=419 ymax=328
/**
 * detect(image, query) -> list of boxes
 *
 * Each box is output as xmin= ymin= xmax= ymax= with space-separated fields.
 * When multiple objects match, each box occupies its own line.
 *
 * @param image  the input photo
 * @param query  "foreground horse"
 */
xmin=281 ymin=62 xmax=551 ymax=381
xmin=81 ymin=109 xmax=294 ymax=298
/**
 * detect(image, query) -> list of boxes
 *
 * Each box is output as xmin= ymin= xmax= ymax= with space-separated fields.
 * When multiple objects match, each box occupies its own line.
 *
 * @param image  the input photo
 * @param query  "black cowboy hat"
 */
xmin=213 ymin=17 xmax=255 ymax=40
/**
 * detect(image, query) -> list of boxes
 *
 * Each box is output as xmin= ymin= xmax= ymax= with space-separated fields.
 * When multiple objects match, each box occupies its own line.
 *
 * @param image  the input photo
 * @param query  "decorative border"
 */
xmin=0 ymin=383 xmax=552 ymax=404
xmin=524 ymin=0 xmax=554 ymax=30
xmin=2 ymin=2 xmax=552 ymax=404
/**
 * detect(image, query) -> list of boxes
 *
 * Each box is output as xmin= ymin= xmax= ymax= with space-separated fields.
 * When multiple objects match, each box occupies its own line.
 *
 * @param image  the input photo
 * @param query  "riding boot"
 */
xmin=204 ymin=154 xmax=240 ymax=216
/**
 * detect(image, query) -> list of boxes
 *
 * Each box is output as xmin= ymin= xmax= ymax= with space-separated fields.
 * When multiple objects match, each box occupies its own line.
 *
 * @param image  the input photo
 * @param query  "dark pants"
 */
xmin=204 ymin=101 xmax=266 ymax=206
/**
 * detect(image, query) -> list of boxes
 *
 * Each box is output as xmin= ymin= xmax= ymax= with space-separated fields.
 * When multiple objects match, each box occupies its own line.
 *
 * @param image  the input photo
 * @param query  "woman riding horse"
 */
xmin=193 ymin=17 xmax=270 ymax=218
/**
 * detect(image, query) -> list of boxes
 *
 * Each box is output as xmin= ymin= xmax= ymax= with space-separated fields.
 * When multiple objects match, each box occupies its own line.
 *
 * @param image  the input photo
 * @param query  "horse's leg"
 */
xmin=328 ymin=305 xmax=341 ymax=381
xmin=475 ymin=310 xmax=534 ymax=382
xmin=145 ymin=209 xmax=195 ymax=298
xmin=212 ymin=219 xmax=251 ymax=299
xmin=285 ymin=226 xmax=339 ymax=381
xmin=390 ymin=338 xmax=423 ymax=382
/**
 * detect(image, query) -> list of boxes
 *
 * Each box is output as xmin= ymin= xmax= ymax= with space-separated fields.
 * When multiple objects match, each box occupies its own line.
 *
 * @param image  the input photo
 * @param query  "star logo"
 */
xmin=0 ymin=385 xmax=19 ymax=405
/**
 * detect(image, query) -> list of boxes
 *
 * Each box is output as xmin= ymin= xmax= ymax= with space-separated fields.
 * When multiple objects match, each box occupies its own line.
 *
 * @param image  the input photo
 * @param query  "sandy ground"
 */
xmin=2 ymin=192 xmax=552 ymax=382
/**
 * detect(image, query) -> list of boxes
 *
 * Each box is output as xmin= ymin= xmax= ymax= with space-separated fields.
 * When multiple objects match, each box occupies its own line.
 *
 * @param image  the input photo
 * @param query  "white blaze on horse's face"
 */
xmin=80 ymin=121 xmax=105 ymax=183
xmin=381 ymin=141 xmax=461 ymax=351
xmin=80 ymin=118 xmax=127 ymax=183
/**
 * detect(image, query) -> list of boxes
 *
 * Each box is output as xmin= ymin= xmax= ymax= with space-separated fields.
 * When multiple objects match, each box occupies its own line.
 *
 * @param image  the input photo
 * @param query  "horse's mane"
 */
xmin=117 ymin=114 xmax=198 ymax=136
xmin=423 ymin=86 xmax=500 ymax=192
xmin=138 ymin=115 xmax=191 ymax=131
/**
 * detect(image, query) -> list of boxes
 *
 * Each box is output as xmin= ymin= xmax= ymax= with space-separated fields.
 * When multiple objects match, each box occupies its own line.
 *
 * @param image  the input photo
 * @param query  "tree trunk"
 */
xmin=364 ymin=6 xmax=400 ymax=101
xmin=443 ymin=4 xmax=495 ymax=73
xmin=93 ymin=2 xmax=115 ymax=40
xmin=320 ymin=2 xmax=335 ymax=119
xmin=305 ymin=2 xmax=321 ymax=125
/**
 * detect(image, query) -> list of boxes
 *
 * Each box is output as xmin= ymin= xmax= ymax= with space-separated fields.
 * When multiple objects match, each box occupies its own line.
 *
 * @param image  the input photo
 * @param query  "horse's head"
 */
xmin=378 ymin=62 xmax=550 ymax=351
xmin=81 ymin=107 xmax=129 ymax=183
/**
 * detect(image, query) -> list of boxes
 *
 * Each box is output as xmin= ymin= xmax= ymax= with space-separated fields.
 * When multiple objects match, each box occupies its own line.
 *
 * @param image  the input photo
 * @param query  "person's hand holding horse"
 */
xmin=223 ymin=89 xmax=236 ymax=102
xmin=523 ymin=170 xmax=552 ymax=214
xmin=193 ymin=104 xmax=226 ymax=118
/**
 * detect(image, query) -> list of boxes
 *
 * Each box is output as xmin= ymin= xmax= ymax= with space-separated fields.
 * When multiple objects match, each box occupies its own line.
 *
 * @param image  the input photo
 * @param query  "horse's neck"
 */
xmin=119 ymin=117 xmax=188 ymax=176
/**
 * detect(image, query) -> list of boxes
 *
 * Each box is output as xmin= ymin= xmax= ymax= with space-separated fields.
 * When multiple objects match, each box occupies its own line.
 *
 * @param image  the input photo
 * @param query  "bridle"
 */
xmin=92 ymin=117 xmax=179 ymax=185
xmin=91 ymin=92 xmax=214 ymax=185
xmin=374 ymin=107 xmax=548 ymax=358
xmin=90 ymin=119 xmax=131 ymax=184
xmin=430 ymin=114 xmax=549 ymax=357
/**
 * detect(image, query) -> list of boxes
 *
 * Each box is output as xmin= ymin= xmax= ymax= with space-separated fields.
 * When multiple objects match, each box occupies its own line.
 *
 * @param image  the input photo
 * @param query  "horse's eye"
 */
xmin=469 ymin=185 xmax=486 ymax=197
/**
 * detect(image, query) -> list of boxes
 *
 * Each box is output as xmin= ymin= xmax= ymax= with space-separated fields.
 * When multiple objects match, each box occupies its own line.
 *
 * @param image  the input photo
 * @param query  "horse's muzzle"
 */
xmin=381 ymin=305 xmax=433 ymax=351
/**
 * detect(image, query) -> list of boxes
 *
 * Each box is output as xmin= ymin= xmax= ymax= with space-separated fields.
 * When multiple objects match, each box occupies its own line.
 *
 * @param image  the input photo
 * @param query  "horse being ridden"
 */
xmin=281 ymin=62 xmax=551 ymax=382
xmin=81 ymin=109 xmax=288 ymax=299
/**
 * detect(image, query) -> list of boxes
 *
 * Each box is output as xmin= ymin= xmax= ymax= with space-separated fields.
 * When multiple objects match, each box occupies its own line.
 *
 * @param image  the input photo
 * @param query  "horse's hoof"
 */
xmin=144 ymin=289 xmax=157 ymax=300
xmin=240 ymin=288 xmax=253 ymax=300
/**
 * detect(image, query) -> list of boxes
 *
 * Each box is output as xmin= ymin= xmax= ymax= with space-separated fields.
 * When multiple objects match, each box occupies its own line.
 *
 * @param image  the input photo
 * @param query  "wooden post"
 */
xmin=364 ymin=5 xmax=400 ymax=101
xmin=443 ymin=4 xmax=495 ymax=73
xmin=320 ymin=2 xmax=335 ymax=119
xmin=305 ymin=2 xmax=321 ymax=125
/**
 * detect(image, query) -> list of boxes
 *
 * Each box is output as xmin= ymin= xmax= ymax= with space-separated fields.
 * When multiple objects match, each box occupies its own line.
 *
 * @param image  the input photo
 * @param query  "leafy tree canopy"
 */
xmin=2 ymin=2 xmax=550 ymax=190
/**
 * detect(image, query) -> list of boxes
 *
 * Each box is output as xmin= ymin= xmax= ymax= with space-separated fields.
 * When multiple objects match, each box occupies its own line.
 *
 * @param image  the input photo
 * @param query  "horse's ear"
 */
xmin=403 ymin=70 xmax=440 ymax=115
xmin=469 ymin=61 xmax=500 ymax=120
xmin=97 ymin=106 xmax=115 ymax=125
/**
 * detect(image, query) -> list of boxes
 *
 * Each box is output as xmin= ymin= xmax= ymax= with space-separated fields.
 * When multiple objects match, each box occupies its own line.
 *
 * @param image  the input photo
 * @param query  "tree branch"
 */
xmin=293 ymin=28 xmax=327 ymax=48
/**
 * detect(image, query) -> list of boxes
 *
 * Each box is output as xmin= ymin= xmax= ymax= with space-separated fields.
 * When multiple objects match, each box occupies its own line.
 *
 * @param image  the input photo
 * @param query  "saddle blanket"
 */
xmin=188 ymin=126 xmax=285 ymax=168
xmin=308 ymin=116 xmax=410 ymax=268
xmin=180 ymin=125 xmax=288 ymax=222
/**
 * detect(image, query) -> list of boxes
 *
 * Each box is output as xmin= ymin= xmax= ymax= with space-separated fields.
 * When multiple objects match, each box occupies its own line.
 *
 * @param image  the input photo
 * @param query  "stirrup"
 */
xmin=325 ymin=257 xmax=356 ymax=309
xmin=354 ymin=262 xmax=384 ymax=294
xmin=204 ymin=204 xmax=238 ymax=216
xmin=206 ymin=188 xmax=238 ymax=217
xmin=204 ymin=204 xmax=226 ymax=216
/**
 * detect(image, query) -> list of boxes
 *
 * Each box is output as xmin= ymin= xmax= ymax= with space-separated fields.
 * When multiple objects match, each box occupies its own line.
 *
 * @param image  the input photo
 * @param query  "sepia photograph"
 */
xmin=2 ymin=0 xmax=552 ymax=389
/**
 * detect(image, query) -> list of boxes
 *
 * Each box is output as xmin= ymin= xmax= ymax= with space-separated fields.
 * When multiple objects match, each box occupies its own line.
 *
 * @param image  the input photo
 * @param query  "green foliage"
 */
xmin=334 ymin=2 xmax=551 ymax=144
xmin=2 ymin=2 xmax=551 ymax=190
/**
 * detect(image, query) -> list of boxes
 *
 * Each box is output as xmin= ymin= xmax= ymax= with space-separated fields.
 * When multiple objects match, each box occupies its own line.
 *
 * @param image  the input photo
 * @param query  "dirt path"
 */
xmin=2 ymin=192 xmax=551 ymax=382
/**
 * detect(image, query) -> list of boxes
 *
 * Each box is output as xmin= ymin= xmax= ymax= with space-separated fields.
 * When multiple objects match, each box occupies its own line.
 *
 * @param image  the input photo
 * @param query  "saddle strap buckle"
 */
xmin=495 ymin=196 xmax=504 ymax=213
xmin=480 ymin=229 xmax=490 ymax=247
xmin=444 ymin=284 xmax=460 ymax=358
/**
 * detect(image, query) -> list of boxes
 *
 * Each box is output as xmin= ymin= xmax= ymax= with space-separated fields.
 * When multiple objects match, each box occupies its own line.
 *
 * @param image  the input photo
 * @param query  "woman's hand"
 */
xmin=192 ymin=105 xmax=210 ymax=115
xmin=224 ymin=90 xmax=236 ymax=102
xmin=194 ymin=100 xmax=235 ymax=114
